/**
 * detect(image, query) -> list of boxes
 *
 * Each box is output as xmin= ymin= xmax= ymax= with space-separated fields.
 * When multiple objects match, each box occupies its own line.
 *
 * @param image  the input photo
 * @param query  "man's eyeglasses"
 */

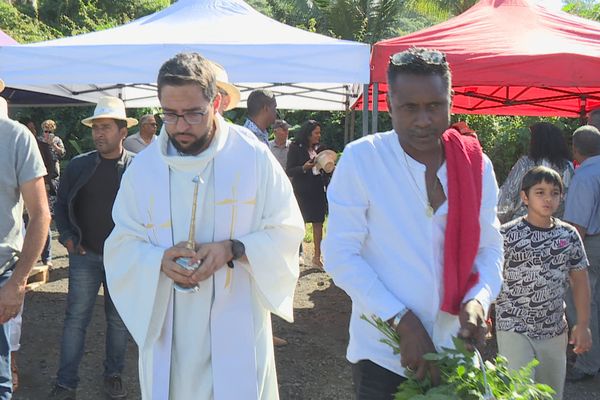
xmin=158 ymin=110 xmax=209 ymax=125
xmin=44 ymin=130 xmax=54 ymax=134
xmin=389 ymin=49 xmax=446 ymax=66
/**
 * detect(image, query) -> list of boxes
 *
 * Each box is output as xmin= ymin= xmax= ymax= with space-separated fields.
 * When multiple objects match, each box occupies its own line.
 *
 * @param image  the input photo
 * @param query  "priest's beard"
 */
xmin=169 ymin=126 xmax=215 ymax=155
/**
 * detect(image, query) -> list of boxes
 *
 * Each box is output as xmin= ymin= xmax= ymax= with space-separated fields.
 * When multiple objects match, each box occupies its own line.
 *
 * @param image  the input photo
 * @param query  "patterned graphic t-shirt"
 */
xmin=496 ymin=217 xmax=588 ymax=340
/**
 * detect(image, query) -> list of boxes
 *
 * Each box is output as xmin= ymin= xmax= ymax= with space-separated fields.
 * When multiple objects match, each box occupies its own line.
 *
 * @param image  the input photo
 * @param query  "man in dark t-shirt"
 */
xmin=51 ymin=97 xmax=137 ymax=400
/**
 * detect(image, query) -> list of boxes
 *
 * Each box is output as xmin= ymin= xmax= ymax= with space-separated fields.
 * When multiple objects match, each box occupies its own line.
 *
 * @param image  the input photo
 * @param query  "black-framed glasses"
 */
xmin=389 ymin=49 xmax=446 ymax=66
xmin=158 ymin=110 xmax=209 ymax=125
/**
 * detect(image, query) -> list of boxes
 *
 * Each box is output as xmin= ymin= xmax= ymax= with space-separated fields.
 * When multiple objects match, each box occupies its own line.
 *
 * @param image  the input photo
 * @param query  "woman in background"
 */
xmin=286 ymin=120 xmax=328 ymax=268
xmin=498 ymin=122 xmax=574 ymax=223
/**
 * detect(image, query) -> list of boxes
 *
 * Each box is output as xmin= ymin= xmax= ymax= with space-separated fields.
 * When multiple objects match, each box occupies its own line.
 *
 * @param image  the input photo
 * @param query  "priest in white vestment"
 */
xmin=104 ymin=53 xmax=305 ymax=400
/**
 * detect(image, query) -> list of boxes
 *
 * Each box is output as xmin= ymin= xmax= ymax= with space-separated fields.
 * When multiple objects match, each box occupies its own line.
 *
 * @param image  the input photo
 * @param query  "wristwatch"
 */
xmin=227 ymin=239 xmax=245 ymax=269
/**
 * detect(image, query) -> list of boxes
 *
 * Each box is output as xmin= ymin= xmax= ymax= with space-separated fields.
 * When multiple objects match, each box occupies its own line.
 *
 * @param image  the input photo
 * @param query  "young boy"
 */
xmin=495 ymin=166 xmax=592 ymax=400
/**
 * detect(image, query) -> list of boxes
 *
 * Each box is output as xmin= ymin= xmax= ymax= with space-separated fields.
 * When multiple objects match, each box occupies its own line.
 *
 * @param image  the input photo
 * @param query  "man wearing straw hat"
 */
xmin=50 ymin=97 xmax=137 ymax=400
xmin=210 ymin=62 xmax=241 ymax=115
xmin=0 ymin=78 xmax=51 ymax=398
xmin=104 ymin=52 xmax=304 ymax=400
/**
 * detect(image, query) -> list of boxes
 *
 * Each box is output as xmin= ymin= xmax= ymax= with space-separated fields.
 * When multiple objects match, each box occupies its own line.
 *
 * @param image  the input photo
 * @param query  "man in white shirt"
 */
xmin=123 ymin=114 xmax=158 ymax=153
xmin=322 ymin=48 xmax=503 ymax=399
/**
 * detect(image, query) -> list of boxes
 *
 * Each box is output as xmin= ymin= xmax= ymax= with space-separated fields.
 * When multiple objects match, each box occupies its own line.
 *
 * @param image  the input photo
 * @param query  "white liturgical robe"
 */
xmin=104 ymin=115 xmax=305 ymax=400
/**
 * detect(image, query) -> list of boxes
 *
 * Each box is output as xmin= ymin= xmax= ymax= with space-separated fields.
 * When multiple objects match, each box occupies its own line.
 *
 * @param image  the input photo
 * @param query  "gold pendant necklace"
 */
xmin=402 ymin=149 xmax=440 ymax=218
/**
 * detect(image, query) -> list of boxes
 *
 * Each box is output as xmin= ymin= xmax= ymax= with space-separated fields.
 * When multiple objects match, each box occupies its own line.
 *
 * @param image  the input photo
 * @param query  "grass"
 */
xmin=303 ymin=217 xmax=328 ymax=243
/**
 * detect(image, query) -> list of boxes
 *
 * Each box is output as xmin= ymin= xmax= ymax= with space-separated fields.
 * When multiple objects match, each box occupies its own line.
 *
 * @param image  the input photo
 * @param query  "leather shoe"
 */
xmin=566 ymin=367 xmax=595 ymax=382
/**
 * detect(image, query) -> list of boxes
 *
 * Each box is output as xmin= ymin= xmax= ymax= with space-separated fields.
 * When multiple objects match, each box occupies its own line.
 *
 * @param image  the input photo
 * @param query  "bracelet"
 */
xmin=390 ymin=308 xmax=410 ymax=329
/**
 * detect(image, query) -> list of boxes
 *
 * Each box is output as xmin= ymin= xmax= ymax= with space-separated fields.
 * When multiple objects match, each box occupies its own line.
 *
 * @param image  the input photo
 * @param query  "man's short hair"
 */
xmin=573 ymin=125 xmax=600 ymax=157
xmin=272 ymin=119 xmax=290 ymax=130
xmin=521 ymin=166 xmax=563 ymax=195
xmin=588 ymin=108 xmax=600 ymax=129
xmin=140 ymin=114 xmax=155 ymax=125
xmin=386 ymin=47 xmax=452 ymax=97
xmin=247 ymin=90 xmax=275 ymax=118
xmin=157 ymin=53 xmax=217 ymax=102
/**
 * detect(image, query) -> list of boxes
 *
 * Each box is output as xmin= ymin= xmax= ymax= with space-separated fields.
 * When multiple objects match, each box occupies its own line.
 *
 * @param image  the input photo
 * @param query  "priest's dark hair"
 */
xmin=157 ymin=52 xmax=217 ymax=102
xmin=386 ymin=47 xmax=452 ymax=98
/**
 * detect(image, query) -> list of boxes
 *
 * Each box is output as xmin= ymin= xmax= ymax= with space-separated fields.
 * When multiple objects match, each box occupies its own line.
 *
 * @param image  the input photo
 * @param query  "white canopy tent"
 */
xmin=0 ymin=0 xmax=369 ymax=110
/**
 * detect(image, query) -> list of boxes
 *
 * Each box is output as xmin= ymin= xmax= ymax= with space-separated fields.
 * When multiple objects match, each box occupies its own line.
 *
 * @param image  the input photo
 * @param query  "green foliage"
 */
xmin=362 ymin=315 xmax=555 ymax=400
xmin=0 ymin=2 xmax=59 ymax=42
xmin=402 ymin=0 xmax=477 ymax=21
xmin=457 ymin=115 xmax=579 ymax=184
xmin=37 ymin=0 xmax=170 ymax=36
xmin=10 ymin=105 xmax=153 ymax=158
xmin=564 ymin=0 xmax=600 ymax=20
xmin=266 ymin=0 xmax=406 ymax=43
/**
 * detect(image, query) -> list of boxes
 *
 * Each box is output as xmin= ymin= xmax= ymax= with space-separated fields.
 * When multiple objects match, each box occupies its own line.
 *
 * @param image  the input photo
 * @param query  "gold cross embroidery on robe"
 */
xmin=216 ymin=174 xmax=256 ymax=288
xmin=143 ymin=196 xmax=171 ymax=244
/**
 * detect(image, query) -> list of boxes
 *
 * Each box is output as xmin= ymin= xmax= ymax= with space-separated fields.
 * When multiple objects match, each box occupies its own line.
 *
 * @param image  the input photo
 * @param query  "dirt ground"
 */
xmin=12 ymin=233 xmax=600 ymax=399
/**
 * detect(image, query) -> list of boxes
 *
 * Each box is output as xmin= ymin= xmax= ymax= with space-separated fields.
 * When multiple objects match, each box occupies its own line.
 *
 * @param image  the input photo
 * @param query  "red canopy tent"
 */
xmin=357 ymin=0 xmax=600 ymax=118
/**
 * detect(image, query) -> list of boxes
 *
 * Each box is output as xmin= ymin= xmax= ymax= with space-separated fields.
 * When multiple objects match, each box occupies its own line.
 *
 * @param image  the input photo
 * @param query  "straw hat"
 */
xmin=0 ymin=78 xmax=5 ymax=93
xmin=81 ymin=96 xmax=138 ymax=128
xmin=210 ymin=62 xmax=240 ymax=111
xmin=315 ymin=150 xmax=338 ymax=174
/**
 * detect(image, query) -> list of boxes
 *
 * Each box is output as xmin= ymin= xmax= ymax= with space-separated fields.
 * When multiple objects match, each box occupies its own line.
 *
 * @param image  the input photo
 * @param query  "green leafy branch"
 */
xmin=361 ymin=314 xmax=555 ymax=400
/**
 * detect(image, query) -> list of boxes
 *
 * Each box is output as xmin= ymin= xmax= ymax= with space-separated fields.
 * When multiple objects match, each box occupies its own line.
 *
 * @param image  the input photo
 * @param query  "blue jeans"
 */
xmin=56 ymin=252 xmax=128 ymax=389
xmin=0 ymin=270 xmax=14 ymax=399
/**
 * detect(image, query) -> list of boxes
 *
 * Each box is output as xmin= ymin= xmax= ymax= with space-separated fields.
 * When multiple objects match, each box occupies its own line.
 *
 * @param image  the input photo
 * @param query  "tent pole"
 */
xmin=362 ymin=84 xmax=369 ymax=136
xmin=350 ymin=109 xmax=356 ymax=142
xmin=579 ymin=96 xmax=587 ymax=125
xmin=344 ymin=109 xmax=350 ymax=145
xmin=372 ymin=83 xmax=379 ymax=134
xmin=344 ymin=88 xmax=350 ymax=145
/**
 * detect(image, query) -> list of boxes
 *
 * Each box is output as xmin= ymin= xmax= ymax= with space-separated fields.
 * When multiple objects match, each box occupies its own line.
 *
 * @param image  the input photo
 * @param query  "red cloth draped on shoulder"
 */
xmin=441 ymin=128 xmax=483 ymax=315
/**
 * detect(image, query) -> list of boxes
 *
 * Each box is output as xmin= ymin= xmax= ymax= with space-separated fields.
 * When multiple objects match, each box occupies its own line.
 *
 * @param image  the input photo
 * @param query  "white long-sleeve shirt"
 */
xmin=322 ymin=130 xmax=503 ymax=377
